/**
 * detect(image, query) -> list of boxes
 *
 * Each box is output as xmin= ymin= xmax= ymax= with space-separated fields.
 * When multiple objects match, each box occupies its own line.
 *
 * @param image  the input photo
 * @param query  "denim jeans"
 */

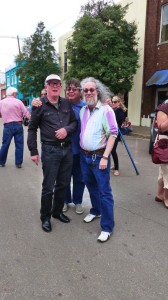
xmin=40 ymin=143 xmax=73 ymax=221
xmin=0 ymin=122 xmax=24 ymax=166
xmin=65 ymin=153 xmax=85 ymax=205
xmin=80 ymin=152 xmax=115 ymax=232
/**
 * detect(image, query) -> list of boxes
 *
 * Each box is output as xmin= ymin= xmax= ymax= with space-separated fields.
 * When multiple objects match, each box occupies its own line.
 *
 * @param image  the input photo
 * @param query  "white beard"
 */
xmin=84 ymin=95 xmax=98 ymax=106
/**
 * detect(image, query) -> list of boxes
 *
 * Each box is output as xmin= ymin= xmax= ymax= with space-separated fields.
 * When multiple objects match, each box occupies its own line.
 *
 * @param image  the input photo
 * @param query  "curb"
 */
xmin=130 ymin=133 xmax=150 ymax=139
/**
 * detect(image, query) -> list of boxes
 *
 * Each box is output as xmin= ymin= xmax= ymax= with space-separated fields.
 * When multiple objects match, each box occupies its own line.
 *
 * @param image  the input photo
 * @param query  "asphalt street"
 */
xmin=0 ymin=121 xmax=168 ymax=300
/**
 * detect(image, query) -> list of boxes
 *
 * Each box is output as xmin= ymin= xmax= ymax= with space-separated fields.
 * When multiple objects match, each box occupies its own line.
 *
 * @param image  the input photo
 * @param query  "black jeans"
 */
xmin=111 ymin=135 xmax=120 ymax=170
xmin=40 ymin=144 xmax=73 ymax=221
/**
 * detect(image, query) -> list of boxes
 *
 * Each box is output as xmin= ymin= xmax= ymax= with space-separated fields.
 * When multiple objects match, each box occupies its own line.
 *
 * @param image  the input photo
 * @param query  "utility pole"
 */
xmin=0 ymin=35 xmax=25 ymax=55
xmin=17 ymin=35 xmax=21 ymax=54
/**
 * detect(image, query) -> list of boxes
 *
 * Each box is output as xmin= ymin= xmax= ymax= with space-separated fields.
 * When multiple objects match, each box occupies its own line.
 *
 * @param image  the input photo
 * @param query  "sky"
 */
xmin=0 ymin=0 xmax=120 ymax=73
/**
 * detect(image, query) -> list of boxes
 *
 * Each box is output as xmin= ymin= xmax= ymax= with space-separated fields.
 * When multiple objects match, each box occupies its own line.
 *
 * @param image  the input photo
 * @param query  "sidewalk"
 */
xmin=130 ymin=125 xmax=150 ymax=139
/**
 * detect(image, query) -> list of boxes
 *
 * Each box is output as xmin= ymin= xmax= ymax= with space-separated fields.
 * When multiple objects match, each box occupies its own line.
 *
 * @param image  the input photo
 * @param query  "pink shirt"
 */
xmin=0 ymin=96 xmax=30 ymax=124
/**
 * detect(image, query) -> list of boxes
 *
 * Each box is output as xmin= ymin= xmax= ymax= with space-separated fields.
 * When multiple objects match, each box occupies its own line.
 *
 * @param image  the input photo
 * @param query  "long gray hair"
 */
xmin=81 ymin=77 xmax=113 ymax=102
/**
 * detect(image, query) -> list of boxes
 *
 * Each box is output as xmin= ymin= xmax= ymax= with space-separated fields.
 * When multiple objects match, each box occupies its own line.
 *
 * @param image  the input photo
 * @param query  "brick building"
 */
xmin=143 ymin=0 xmax=168 ymax=116
xmin=59 ymin=0 xmax=168 ymax=126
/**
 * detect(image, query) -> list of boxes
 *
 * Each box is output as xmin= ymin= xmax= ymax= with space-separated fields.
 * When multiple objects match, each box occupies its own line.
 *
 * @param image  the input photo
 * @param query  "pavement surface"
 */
xmin=1 ymin=121 xmax=168 ymax=300
xmin=129 ymin=125 xmax=150 ymax=139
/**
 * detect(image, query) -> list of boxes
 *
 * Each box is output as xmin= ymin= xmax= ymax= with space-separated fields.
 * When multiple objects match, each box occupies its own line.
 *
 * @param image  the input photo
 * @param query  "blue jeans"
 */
xmin=65 ymin=153 xmax=85 ymax=205
xmin=40 ymin=143 xmax=73 ymax=221
xmin=80 ymin=152 xmax=115 ymax=232
xmin=0 ymin=122 xmax=24 ymax=166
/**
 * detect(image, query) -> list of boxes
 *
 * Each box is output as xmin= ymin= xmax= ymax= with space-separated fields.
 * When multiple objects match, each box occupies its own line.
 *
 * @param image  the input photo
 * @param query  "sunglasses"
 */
xmin=83 ymin=88 xmax=97 ymax=93
xmin=66 ymin=87 xmax=81 ymax=92
xmin=41 ymin=93 xmax=47 ymax=96
xmin=47 ymin=82 xmax=61 ymax=87
xmin=112 ymin=101 xmax=118 ymax=104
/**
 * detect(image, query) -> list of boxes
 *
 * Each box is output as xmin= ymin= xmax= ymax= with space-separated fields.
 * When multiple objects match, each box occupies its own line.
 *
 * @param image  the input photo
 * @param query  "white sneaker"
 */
xmin=97 ymin=231 xmax=111 ymax=242
xmin=83 ymin=213 xmax=100 ymax=223
xmin=63 ymin=203 xmax=68 ymax=212
xmin=75 ymin=204 xmax=84 ymax=214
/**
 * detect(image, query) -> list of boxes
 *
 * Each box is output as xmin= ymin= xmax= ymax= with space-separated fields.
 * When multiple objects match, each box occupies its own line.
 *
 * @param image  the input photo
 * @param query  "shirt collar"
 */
xmin=72 ymin=99 xmax=85 ymax=108
xmin=45 ymin=96 xmax=61 ymax=105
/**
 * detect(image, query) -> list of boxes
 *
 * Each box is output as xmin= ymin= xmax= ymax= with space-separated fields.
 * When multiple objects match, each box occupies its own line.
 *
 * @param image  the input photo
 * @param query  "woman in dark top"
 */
xmin=111 ymin=95 xmax=126 ymax=176
xmin=155 ymin=99 xmax=168 ymax=208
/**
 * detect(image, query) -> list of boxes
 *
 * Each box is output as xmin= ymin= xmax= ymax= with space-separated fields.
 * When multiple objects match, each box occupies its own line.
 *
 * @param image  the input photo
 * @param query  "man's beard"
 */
xmin=84 ymin=95 xmax=98 ymax=106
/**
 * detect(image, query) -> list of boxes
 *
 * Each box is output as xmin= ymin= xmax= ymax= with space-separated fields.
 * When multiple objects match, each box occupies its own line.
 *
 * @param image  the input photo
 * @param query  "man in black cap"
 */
xmin=27 ymin=74 xmax=77 ymax=232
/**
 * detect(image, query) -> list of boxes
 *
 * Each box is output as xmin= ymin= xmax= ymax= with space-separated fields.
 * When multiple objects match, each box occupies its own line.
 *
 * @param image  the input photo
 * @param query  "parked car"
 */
xmin=149 ymin=113 xmax=158 ymax=154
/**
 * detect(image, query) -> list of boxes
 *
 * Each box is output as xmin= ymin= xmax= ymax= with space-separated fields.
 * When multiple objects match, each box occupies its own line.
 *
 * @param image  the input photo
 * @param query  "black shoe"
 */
xmin=42 ymin=219 xmax=52 ymax=232
xmin=52 ymin=213 xmax=70 ymax=223
xmin=16 ymin=164 xmax=22 ymax=168
xmin=0 ymin=164 xmax=5 ymax=167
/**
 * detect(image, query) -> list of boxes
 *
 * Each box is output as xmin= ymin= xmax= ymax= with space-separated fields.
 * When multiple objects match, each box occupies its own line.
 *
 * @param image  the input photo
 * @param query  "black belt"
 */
xmin=42 ymin=141 xmax=71 ymax=147
xmin=81 ymin=148 xmax=105 ymax=155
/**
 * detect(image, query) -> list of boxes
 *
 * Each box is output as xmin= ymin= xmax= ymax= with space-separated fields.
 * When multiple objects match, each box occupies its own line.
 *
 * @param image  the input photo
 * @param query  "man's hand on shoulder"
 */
xmin=104 ymin=99 xmax=112 ymax=107
xmin=32 ymin=98 xmax=42 ymax=107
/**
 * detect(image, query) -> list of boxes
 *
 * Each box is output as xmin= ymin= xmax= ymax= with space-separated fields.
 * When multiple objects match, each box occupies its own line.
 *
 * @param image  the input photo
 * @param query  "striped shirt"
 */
xmin=80 ymin=100 xmax=118 ymax=151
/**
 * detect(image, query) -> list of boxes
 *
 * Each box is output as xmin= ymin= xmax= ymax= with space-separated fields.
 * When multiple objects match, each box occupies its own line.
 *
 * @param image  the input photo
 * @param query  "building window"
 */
xmin=11 ymin=73 xmax=14 ymax=85
xmin=160 ymin=4 xmax=168 ymax=43
xmin=64 ymin=52 xmax=67 ymax=73
xmin=7 ymin=76 xmax=10 ymax=87
xmin=14 ymin=72 xmax=17 ymax=84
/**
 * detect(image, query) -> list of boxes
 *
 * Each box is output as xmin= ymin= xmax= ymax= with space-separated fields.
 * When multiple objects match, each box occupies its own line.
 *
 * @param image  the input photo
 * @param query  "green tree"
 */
xmin=15 ymin=22 xmax=60 ymax=98
xmin=65 ymin=0 xmax=139 ymax=94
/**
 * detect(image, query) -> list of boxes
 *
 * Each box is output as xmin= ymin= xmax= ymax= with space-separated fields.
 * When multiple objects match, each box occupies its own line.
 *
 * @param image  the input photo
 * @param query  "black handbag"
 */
xmin=152 ymin=129 xmax=168 ymax=164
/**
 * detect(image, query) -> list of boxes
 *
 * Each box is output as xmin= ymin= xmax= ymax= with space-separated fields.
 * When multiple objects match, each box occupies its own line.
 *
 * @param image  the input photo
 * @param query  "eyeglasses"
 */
xmin=47 ymin=82 xmax=61 ymax=87
xmin=41 ymin=93 xmax=47 ymax=96
xmin=83 ymin=88 xmax=97 ymax=93
xmin=112 ymin=101 xmax=118 ymax=104
xmin=66 ymin=87 xmax=81 ymax=92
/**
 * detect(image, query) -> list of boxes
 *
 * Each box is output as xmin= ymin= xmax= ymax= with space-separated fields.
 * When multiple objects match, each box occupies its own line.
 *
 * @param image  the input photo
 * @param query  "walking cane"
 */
xmin=118 ymin=128 xmax=140 ymax=175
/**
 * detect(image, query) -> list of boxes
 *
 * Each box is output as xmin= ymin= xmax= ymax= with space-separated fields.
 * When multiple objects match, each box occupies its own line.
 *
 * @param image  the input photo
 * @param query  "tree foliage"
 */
xmin=15 ymin=22 xmax=60 ymax=98
xmin=65 ymin=0 xmax=139 ymax=94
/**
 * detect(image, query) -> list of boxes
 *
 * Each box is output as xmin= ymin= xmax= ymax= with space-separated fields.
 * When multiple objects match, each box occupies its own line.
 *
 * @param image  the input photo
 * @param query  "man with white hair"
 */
xmin=0 ymin=86 xmax=31 ymax=168
xmin=80 ymin=77 xmax=118 ymax=242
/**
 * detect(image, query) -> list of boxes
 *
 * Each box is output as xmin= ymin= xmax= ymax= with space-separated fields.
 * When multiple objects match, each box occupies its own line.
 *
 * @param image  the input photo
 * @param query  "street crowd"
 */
xmin=0 ymin=74 xmax=168 ymax=243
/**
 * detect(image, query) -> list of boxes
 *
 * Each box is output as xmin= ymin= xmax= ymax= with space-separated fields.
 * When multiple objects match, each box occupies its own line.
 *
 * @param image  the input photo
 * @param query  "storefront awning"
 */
xmin=146 ymin=70 xmax=168 ymax=86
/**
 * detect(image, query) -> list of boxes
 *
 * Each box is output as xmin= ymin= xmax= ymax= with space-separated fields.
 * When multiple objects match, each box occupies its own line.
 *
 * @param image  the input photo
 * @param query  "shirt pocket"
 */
xmin=61 ymin=109 xmax=71 ymax=114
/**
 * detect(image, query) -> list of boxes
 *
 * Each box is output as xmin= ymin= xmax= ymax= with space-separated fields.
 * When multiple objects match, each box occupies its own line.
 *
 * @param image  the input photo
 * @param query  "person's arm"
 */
xmin=103 ymin=135 xmax=116 ymax=157
xmin=99 ymin=135 xmax=116 ymax=170
xmin=157 ymin=111 xmax=168 ymax=132
xmin=63 ymin=103 xmax=78 ymax=135
xmin=19 ymin=101 xmax=31 ymax=119
xmin=99 ymin=107 xmax=118 ymax=169
xmin=27 ymin=106 xmax=42 ymax=157
xmin=55 ymin=104 xmax=77 ymax=140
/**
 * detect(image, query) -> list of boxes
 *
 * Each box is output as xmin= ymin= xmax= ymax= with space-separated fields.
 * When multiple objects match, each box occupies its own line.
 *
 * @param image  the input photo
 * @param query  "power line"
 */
xmin=0 ymin=35 xmax=24 ymax=54
xmin=0 ymin=35 xmax=25 ymax=40
xmin=49 ymin=11 xmax=80 ymax=31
